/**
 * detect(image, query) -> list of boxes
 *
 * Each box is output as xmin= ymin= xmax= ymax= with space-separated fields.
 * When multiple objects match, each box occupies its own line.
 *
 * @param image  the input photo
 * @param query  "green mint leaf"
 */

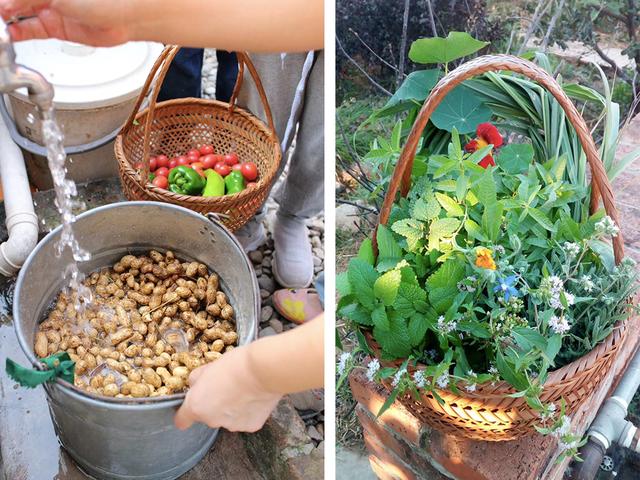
xmin=374 ymin=269 xmax=402 ymax=306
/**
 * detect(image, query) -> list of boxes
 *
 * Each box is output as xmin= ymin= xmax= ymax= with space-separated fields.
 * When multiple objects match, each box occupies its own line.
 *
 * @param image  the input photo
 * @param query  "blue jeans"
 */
xmin=158 ymin=48 xmax=238 ymax=102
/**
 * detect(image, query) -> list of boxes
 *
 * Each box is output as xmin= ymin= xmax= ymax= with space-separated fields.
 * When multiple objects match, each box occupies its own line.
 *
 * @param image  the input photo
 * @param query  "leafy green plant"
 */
xmin=337 ymin=127 xmax=638 ymax=458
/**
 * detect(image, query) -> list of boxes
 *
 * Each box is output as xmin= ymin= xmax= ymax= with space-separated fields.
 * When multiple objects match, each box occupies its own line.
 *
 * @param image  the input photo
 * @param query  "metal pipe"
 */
xmin=0 ymin=18 xmax=53 ymax=111
xmin=571 ymin=347 xmax=640 ymax=479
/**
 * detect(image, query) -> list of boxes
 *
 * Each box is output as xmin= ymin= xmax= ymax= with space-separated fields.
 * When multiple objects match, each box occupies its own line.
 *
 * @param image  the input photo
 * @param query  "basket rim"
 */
xmin=364 ymin=317 xmax=627 ymax=398
xmin=115 ymin=97 xmax=282 ymax=204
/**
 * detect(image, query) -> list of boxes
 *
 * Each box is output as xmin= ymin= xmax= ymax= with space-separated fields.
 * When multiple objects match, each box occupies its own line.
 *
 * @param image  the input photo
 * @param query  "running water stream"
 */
xmin=40 ymin=108 xmax=93 ymax=310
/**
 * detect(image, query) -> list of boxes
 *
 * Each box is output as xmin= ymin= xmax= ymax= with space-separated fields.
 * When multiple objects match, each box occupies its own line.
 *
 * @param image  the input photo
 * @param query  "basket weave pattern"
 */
xmin=368 ymin=55 xmax=628 ymax=441
xmin=116 ymin=47 xmax=281 ymax=231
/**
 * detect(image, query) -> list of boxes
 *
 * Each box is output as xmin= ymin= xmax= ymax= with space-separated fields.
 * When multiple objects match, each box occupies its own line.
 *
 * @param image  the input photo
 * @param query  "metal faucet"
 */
xmin=0 ymin=18 xmax=53 ymax=111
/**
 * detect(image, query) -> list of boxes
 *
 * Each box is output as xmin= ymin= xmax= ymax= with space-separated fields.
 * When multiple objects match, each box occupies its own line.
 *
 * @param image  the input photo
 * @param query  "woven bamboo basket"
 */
xmin=367 ymin=55 xmax=628 ymax=441
xmin=115 ymin=46 xmax=282 ymax=231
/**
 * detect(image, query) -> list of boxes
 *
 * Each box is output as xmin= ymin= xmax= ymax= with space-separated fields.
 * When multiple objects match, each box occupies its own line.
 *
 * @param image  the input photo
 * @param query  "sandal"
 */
xmin=272 ymin=288 xmax=323 ymax=325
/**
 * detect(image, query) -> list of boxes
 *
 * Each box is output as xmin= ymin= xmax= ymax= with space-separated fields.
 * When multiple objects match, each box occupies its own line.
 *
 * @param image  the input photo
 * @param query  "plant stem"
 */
xmin=397 ymin=0 xmax=411 ymax=89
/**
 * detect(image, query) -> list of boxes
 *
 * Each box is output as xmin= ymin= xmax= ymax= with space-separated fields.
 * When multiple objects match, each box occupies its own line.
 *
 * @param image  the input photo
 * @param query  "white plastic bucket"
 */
xmin=4 ymin=40 xmax=163 ymax=189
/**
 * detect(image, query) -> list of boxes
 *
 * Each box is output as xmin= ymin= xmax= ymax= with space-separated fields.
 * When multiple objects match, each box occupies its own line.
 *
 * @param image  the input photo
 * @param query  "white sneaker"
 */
xmin=272 ymin=214 xmax=314 ymax=288
xmin=235 ymin=219 xmax=267 ymax=253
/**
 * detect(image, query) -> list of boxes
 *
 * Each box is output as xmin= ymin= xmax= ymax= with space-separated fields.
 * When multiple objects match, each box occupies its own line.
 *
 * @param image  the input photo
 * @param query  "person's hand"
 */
xmin=174 ymin=345 xmax=282 ymax=432
xmin=0 ymin=0 xmax=133 ymax=45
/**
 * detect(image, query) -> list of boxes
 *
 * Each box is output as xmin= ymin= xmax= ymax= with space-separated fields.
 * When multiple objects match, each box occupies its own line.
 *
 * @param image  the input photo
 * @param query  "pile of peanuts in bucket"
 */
xmin=34 ymin=250 xmax=238 ymax=398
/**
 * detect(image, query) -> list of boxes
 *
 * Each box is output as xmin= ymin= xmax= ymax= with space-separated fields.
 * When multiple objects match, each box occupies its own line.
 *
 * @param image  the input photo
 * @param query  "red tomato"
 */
xmin=187 ymin=153 xmax=200 ymax=164
xmin=155 ymin=167 xmax=169 ymax=178
xmin=156 ymin=154 xmax=169 ymax=168
xmin=232 ymin=163 xmax=242 ymax=171
xmin=187 ymin=148 xmax=201 ymax=159
xmin=134 ymin=162 xmax=144 ymax=170
xmin=240 ymin=162 xmax=258 ymax=181
xmin=201 ymin=154 xmax=216 ymax=169
xmin=149 ymin=156 xmax=158 ymax=172
xmin=177 ymin=156 xmax=190 ymax=166
xmin=224 ymin=152 xmax=239 ymax=166
xmin=168 ymin=158 xmax=178 ymax=169
xmin=214 ymin=162 xmax=231 ymax=177
xmin=199 ymin=144 xmax=214 ymax=155
xmin=191 ymin=162 xmax=205 ymax=177
xmin=152 ymin=175 xmax=168 ymax=189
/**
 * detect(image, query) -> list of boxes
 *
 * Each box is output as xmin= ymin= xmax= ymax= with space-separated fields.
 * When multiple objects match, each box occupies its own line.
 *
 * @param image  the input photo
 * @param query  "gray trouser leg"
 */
xmin=238 ymin=51 xmax=324 ymax=220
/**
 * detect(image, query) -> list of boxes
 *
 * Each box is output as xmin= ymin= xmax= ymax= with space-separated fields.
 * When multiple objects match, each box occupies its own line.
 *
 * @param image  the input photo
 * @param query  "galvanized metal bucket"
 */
xmin=13 ymin=201 xmax=259 ymax=480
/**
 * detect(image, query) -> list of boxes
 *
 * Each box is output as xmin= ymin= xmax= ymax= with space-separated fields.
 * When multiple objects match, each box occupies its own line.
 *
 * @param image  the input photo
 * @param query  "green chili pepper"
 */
xmin=149 ymin=173 xmax=156 ymax=181
xmin=202 ymin=169 xmax=225 ymax=197
xmin=224 ymin=170 xmax=245 ymax=195
xmin=168 ymin=166 xmax=206 ymax=195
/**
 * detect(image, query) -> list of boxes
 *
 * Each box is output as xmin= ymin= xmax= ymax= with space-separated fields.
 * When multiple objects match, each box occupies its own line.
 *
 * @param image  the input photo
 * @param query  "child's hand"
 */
xmin=174 ymin=345 xmax=282 ymax=432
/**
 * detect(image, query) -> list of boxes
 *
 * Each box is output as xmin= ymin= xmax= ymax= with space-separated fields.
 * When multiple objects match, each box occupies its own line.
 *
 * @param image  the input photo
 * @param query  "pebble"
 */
xmin=288 ymin=389 xmax=324 ymax=412
xmin=261 ymin=257 xmax=272 ymax=268
xmin=249 ymin=250 xmax=263 ymax=264
xmin=313 ymin=256 xmax=322 ymax=267
xmin=204 ymin=86 xmax=215 ymax=95
xmin=311 ymin=237 xmax=322 ymax=249
xmin=258 ymin=275 xmax=275 ymax=292
xmin=254 ymin=267 xmax=263 ymax=277
xmin=269 ymin=318 xmax=284 ymax=333
xmin=260 ymin=289 xmax=270 ymax=300
xmin=259 ymin=327 xmax=277 ymax=338
xmin=313 ymin=248 xmax=324 ymax=259
xmin=307 ymin=425 xmax=323 ymax=441
xmin=317 ymin=423 xmax=324 ymax=436
xmin=261 ymin=306 xmax=274 ymax=323
xmin=316 ymin=441 xmax=324 ymax=456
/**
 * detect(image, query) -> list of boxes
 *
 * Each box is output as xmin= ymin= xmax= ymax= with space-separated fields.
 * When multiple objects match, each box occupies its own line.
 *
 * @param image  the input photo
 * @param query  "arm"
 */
xmin=174 ymin=315 xmax=323 ymax=432
xmin=0 ymin=0 xmax=323 ymax=51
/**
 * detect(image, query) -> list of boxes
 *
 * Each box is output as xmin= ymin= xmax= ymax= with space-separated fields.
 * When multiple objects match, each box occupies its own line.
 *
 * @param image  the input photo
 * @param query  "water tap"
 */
xmin=0 ymin=18 xmax=53 ymax=111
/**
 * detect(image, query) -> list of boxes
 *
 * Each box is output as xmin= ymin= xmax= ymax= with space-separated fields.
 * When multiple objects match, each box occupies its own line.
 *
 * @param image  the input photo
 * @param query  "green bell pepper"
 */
xmin=168 ymin=166 xmax=206 ymax=195
xmin=225 ymin=170 xmax=245 ymax=195
xmin=203 ymin=169 xmax=225 ymax=197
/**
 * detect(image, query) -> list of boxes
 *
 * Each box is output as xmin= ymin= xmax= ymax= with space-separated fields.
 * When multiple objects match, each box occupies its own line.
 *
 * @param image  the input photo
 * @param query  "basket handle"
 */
xmin=375 ymin=54 xmax=624 ymax=264
xmin=121 ymin=46 xmax=278 ymax=181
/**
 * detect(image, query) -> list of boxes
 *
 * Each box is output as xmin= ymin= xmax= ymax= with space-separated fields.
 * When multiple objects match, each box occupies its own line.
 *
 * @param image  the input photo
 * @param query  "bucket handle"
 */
xmin=0 ymin=95 xmax=119 ymax=156
xmin=121 ymin=46 xmax=278 ymax=182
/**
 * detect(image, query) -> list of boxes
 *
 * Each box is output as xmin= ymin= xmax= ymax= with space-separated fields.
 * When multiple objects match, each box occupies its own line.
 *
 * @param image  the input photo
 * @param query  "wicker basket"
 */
xmin=115 ymin=46 xmax=282 ymax=231
xmin=368 ymin=55 xmax=628 ymax=441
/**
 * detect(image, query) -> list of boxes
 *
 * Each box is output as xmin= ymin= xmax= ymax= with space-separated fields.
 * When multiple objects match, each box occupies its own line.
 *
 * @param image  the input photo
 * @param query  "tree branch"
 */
xmin=517 ymin=0 xmax=554 ymax=55
xmin=397 ymin=0 xmax=411 ymax=89
xmin=349 ymin=29 xmax=400 ymax=74
xmin=592 ymin=41 xmax=633 ymax=85
xmin=336 ymin=35 xmax=392 ymax=96
xmin=541 ymin=0 xmax=566 ymax=50
xmin=425 ymin=0 xmax=437 ymax=37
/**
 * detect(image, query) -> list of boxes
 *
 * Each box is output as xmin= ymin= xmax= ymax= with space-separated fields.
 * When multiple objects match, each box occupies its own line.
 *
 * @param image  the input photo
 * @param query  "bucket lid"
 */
xmin=12 ymin=40 xmax=164 ymax=109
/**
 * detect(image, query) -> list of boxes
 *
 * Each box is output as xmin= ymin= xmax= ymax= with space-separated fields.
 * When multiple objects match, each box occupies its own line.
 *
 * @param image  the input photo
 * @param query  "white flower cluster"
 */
xmin=457 ymin=276 xmax=477 ymax=293
xmin=337 ymin=352 xmax=351 ymax=375
xmin=488 ymin=365 xmax=498 ymax=375
xmin=579 ymin=274 xmax=595 ymax=293
xmin=436 ymin=372 xmax=449 ymax=389
xmin=595 ymin=215 xmax=620 ymax=237
xmin=553 ymin=415 xmax=572 ymax=438
xmin=413 ymin=370 xmax=426 ymax=389
xmin=465 ymin=370 xmax=478 ymax=392
xmin=366 ymin=358 xmax=380 ymax=382
xmin=543 ymin=275 xmax=575 ymax=310
xmin=539 ymin=402 xmax=557 ymax=421
xmin=549 ymin=314 xmax=570 ymax=335
xmin=563 ymin=242 xmax=580 ymax=259
xmin=437 ymin=315 xmax=457 ymax=334
xmin=392 ymin=367 xmax=407 ymax=387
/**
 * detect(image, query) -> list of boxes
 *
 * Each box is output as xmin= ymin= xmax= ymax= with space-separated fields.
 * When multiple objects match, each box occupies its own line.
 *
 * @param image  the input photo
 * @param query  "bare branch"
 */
xmin=349 ymin=29 xmax=400 ymax=74
xmin=592 ymin=41 xmax=633 ymax=85
xmin=397 ymin=0 xmax=411 ymax=89
xmin=336 ymin=199 xmax=379 ymax=214
xmin=336 ymin=35 xmax=392 ymax=96
xmin=425 ymin=0 xmax=437 ymax=36
xmin=541 ymin=0 xmax=566 ymax=51
xmin=589 ymin=4 xmax=627 ymax=23
xmin=517 ymin=0 xmax=554 ymax=55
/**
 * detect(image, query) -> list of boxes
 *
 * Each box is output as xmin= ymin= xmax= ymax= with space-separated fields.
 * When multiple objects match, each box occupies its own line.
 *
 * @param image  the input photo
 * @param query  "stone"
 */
xmin=312 ymin=256 xmax=322 ymax=267
xmin=261 ymin=306 xmax=274 ymax=323
xmin=311 ymin=236 xmax=322 ymax=249
xmin=316 ymin=441 xmax=324 ymax=458
xmin=249 ymin=250 xmax=263 ymax=264
xmin=287 ymin=389 xmax=324 ymax=412
xmin=307 ymin=425 xmax=323 ymax=441
xmin=310 ymin=219 xmax=324 ymax=231
xmin=269 ymin=319 xmax=284 ymax=333
xmin=259 ymin=275 xmax=275 ymax=292
xmin=313 ymin=248 xmax=324 ymax=259
xmin=335 ymin=204 xmax=361 ymax=232
xmin=260 ymin=289 xmax=271 ymax=300
xmin=204 ymin=85 xmax=215 ymax=95
xmin=262 ymin=257 xmax=272 ymax=268
xmin=317 ymin=423 xmax=324 ymax=436
xmin=259 ymin=327 xmax=277 ymax=338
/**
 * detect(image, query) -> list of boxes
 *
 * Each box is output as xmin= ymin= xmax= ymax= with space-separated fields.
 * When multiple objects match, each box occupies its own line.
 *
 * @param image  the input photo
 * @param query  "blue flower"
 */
xmin=493 ymin=275 xmax=518 ymax=301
